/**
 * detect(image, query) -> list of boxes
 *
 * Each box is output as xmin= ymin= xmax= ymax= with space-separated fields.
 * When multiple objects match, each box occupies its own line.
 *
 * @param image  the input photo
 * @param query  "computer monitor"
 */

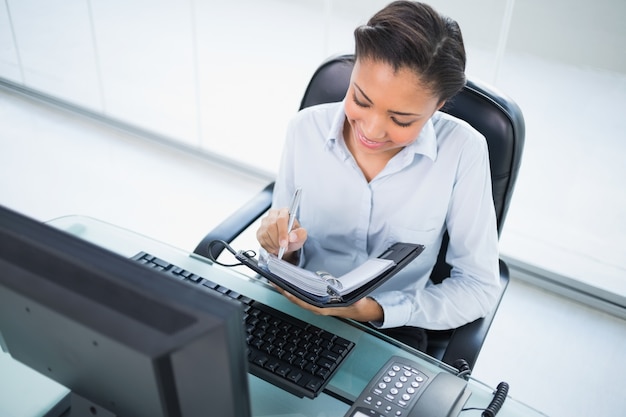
xmin=0 ymin=205 xmax=251 ymax=417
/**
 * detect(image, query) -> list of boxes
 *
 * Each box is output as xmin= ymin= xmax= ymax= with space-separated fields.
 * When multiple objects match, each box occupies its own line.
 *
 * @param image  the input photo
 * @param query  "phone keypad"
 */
xmin=363 ymin=361 xmax=429 ymax=415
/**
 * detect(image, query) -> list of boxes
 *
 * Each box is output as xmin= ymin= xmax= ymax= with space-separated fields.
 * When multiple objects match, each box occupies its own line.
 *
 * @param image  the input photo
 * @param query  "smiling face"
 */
xmin=343 ymin=58 xmax=444 ymax=180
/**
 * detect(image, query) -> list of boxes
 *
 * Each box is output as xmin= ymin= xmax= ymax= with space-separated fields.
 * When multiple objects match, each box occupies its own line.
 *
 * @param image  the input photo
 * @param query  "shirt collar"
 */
xmin=406 ymin=116 xmax=438 ymax=162
xmin=324 ymin=100 xmax=439 ymax=162
xmin=324 ymin=101 xmax=350 ymax=159
xmin=326 ymin=102 xmax=346 ymax=142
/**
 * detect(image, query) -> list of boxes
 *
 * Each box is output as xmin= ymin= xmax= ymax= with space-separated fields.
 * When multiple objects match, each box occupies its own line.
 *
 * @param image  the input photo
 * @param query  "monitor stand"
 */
xmin=44 ymin=393 xmax=117 ymax=417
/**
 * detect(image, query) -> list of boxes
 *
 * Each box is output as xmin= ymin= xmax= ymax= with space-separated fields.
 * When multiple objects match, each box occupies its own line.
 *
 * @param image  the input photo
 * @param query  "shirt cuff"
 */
xmin=369 ymin=291 xmax=413 ymax=329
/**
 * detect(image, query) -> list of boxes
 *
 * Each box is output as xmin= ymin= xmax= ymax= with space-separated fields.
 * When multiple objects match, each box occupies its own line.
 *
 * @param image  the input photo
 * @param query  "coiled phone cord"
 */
xmin=481 ymin=381 xmax=509 ymax=417
xmin=453 ymin=359 xmax=509 ymax=417
xmin=452 ymin=359 xmax=471 ymax=380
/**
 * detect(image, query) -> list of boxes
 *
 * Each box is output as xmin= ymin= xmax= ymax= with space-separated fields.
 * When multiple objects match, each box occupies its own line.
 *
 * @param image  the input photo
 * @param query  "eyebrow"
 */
xmin=354 ymin=83 xmax=421 ymax=117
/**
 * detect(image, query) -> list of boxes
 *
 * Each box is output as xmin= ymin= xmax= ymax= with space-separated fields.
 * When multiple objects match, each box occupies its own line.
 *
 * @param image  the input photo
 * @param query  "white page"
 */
xmin=266 ymin=255 xmax=395 ymax=297
xmin=266 ymin=256 xmax=328 ymax=295
xmin=334 ymin=258 xmax=395 ymax=293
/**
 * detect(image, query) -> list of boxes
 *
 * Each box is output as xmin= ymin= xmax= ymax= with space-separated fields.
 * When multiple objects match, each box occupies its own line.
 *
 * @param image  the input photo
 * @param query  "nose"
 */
xmin=361 ymin=114 xmax=386 ymax=140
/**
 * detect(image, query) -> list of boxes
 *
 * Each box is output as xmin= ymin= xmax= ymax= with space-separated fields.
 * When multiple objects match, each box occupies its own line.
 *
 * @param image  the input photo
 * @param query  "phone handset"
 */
xmin=344 ymin=356 xmax=470 ymax=417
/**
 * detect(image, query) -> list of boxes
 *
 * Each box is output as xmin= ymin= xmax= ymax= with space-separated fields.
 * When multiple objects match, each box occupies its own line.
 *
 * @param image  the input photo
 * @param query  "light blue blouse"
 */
xmin=272 ymin=101 xmax=500 ymax=330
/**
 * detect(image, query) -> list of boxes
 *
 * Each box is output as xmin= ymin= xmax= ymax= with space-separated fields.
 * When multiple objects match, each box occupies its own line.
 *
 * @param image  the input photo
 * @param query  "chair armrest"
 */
xmin=440 ymin=259 xmax=510 ymax=370
xmin=193 ymin=182 xmax=275 ymax=259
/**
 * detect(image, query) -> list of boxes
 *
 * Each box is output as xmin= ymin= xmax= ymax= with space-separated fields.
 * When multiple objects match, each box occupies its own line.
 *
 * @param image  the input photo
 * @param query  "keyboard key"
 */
xmin=305 ymin=378 xmax=323 ymax=392
xmin=265 ymin=360 xmax=281 ymax=372
xmin=201 ymin=280 xmax=218 ymax=289
xmin=252 ymin=354 xmax=268 ymax=367
xmin=287 ymin=371 xmax=303 ymax=383
xmin=276 ymin=366 xmax=291 ymax=377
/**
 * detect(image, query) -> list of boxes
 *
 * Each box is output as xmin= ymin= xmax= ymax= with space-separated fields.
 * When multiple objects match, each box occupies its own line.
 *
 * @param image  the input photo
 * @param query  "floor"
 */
xmin=2 ymin=86 xmax=626 ymax=417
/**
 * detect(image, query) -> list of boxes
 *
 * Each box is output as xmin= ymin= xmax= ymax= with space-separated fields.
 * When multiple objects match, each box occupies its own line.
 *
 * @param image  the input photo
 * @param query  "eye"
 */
xmin=391 ymin=117 xmax=414 ymax=128
xmin=352 ymin=92 xmax=369 ymax=108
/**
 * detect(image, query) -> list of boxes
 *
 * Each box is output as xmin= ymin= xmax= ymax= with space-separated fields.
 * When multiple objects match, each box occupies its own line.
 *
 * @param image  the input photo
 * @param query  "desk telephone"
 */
xmin=344 ymin=356 xmax=470 ymax=417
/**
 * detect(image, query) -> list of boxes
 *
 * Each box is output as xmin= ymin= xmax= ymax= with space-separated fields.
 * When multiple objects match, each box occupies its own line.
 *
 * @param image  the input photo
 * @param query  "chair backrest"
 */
xmin=299 ymin=54 xmax=525 ymax=284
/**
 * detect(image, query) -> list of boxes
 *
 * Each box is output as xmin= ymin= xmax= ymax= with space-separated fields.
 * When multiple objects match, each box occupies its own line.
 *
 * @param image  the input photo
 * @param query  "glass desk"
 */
xmin=0 ymin=215 xmax=547 ymax=417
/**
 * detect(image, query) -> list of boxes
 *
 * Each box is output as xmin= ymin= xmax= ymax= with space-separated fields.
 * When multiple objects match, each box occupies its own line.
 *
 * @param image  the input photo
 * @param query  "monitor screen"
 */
xmin=0 ymin=205 xmax=251 ymax=417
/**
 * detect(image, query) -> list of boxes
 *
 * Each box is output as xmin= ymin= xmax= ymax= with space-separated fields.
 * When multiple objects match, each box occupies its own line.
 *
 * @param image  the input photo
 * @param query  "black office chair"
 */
xmin=194 ymin=54 xmax=525 ymax=371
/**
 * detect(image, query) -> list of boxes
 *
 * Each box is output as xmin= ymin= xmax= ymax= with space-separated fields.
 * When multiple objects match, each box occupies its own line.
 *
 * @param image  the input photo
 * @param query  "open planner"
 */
xmin=212 ymin=241 xmax=425 ymax=307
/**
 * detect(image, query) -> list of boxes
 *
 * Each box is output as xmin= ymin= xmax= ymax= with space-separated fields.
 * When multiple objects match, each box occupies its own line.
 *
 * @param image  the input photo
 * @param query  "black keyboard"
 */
xmin=131 ymin=251 xmax=355 ymax=398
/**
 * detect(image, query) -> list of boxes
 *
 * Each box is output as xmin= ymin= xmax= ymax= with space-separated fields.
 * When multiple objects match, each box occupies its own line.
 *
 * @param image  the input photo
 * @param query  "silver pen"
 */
xmin=278 ymin=188 xmax=302 ymax=260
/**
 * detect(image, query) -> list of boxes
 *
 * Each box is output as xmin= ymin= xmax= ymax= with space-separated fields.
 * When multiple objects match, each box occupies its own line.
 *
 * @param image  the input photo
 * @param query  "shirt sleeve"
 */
xmin=272 ymin=117 xmax=298 ymax=210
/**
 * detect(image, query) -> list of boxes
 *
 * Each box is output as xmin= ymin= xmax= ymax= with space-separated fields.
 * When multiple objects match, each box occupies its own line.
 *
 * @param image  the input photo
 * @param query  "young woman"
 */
xmin=256 ymin=1 xmax=500 ymax=351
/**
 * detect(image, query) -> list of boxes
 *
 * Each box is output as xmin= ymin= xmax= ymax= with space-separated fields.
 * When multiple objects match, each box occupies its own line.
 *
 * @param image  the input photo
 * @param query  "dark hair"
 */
xmin=354 ymin=1 xmax=466 ymax=102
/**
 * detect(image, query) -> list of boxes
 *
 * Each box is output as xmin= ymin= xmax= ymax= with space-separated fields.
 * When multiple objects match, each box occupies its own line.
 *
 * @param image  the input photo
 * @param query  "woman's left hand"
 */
xmin=271 ymin=284 xmax=384 ymax=323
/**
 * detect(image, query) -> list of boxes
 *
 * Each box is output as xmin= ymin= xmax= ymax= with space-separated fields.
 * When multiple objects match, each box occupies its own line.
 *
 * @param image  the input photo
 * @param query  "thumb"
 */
xmin=289 ymin=227 xmax=307 ymax=249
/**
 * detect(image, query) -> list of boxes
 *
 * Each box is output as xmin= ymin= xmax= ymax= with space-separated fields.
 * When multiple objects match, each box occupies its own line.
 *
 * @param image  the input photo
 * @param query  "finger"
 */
xmin=257 ymin=209 xmax=286 ymax=253
xmin=288 ymin=225 xmax=307 ymax=245
xmin=256 ymin=220 xmax=275 ymax=251
xmin=275 ymin=207 xmax=291 ymax=248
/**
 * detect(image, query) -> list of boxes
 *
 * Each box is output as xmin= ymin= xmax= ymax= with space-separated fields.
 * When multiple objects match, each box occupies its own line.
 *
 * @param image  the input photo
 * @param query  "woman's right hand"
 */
xmin=256 ymin=208 xmax=307 ymax=264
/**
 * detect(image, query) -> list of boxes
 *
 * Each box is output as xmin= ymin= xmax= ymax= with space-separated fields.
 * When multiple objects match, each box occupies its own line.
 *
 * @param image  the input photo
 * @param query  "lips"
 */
xmin=355 ymin=127 xmax=386 ymax=150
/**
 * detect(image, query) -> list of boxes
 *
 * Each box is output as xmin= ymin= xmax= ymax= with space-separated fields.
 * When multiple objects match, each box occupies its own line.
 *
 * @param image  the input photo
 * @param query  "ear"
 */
xmin=436 ymin=100 xmax=446 ymax=111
